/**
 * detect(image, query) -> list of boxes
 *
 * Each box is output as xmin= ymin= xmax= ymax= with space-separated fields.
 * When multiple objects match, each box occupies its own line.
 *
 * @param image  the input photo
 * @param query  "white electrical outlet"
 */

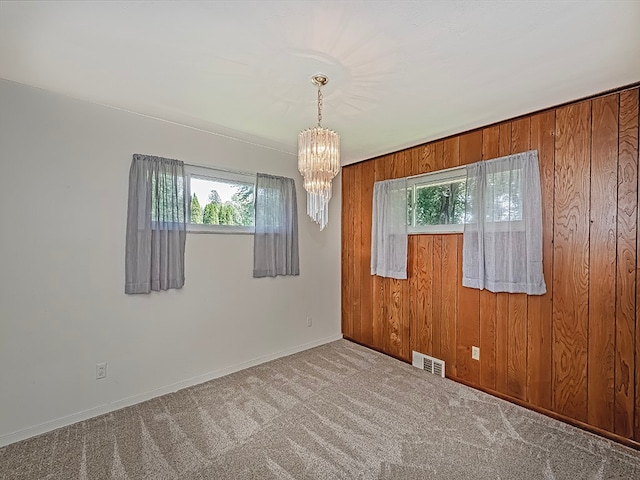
xmin=96 ymin=362 xmax=107 ymax=380
xmin=306 ymin=317 xmax=313 ymax=327
xmin=471 ymin=346 xmax=480 ymax=361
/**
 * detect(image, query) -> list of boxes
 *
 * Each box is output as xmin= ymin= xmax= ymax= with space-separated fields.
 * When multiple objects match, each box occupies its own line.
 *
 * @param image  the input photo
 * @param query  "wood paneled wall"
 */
xmin=341 ymin=87 xmax=640 ymax=446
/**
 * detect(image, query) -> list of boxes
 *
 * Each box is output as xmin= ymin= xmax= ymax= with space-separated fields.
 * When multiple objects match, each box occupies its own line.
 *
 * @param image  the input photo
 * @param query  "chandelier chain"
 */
xmin=317 ymin=87 xmax=323 ymax=127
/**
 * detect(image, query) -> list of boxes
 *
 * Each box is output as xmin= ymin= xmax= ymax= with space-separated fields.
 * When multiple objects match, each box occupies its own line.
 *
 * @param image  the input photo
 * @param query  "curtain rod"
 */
xmin=405 ymin=149 xmax=538 ymax=180
xmin=405 ymin=163 xmax=465 ymax=180
xmin=184 ymin=161 xmax=256 ymax=178
xmin=134 ymin=153 xmax=257 ymax=177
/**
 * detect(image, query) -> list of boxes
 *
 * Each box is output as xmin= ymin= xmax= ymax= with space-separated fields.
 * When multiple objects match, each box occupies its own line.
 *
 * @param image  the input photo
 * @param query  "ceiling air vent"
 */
xmin=412 ymin=351 xmax=445 ymax=378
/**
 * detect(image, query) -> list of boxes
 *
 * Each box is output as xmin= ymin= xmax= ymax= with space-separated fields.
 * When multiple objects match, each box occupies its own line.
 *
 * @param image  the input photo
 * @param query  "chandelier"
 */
xmin=298 ymin=74 xmax=340 ymax=230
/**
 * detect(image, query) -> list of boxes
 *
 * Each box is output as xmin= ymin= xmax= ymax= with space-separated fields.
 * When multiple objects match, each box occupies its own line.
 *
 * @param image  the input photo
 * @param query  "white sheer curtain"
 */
xmin=253 ymin=173 xmax=299 ymax=278
xmin=462 ymin=150 xmax=546 ymax=295
xmin=125 ymin=154 xmax=187 ymax=294
xmin=371 ymin=177 xmax=408 ymax=279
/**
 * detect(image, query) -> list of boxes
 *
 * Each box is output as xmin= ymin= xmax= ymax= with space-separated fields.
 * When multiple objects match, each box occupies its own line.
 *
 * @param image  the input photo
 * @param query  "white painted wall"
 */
xmin=0 ymin=79 xmax=342 ymax=446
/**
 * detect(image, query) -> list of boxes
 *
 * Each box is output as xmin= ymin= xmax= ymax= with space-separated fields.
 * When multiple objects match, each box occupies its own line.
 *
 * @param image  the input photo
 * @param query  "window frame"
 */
xmin=407 ymin=165 xmax=467 ymax=234
xmin=184 ymin=164 xmax=256 ymax=234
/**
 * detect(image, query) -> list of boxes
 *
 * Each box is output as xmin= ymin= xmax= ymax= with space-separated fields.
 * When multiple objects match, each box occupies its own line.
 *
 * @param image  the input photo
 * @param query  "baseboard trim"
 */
xmin=341 ymin=338 xmax=640 ymax=452
xmin=447 ymin=374 xmax=640 ymax=452
xmin=0 ymin=333 xmax=344 ymax=448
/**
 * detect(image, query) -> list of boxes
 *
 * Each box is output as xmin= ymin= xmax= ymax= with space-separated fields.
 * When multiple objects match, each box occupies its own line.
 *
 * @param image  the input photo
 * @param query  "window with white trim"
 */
xmin=407 ymin=166 xmax=467 ymax=234
xmin=184 ymin=165 xmax=256 ymax=234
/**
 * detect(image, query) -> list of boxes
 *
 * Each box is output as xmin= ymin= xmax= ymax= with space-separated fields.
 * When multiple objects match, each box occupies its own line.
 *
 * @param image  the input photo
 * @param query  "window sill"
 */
xmin=408 ymin=224 xmax=464 ymax=235
xmin=187 ymin=225 xmax=255 ymax=235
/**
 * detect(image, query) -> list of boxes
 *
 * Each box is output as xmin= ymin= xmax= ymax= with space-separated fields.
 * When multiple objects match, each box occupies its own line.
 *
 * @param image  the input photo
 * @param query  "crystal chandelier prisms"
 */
xmin=298 ymin=74 xmax=340 ymax=230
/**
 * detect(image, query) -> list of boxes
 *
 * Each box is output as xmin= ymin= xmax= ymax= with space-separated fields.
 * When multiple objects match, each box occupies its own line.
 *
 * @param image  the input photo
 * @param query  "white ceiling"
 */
xmin=1 ymin=1 xmax=639 ymax=165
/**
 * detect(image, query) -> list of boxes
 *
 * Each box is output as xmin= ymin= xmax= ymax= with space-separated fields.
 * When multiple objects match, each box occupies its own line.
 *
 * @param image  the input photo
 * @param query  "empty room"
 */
xmin=1 ymin=1 xmax=640 ymax=478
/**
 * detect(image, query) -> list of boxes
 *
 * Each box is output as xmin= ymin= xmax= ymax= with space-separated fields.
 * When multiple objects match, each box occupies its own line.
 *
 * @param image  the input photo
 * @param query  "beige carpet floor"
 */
xmin=1 ymin=339 xmax=640 ymax=479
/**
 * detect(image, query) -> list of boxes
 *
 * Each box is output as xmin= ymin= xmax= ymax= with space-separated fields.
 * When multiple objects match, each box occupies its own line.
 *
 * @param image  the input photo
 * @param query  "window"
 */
xmin=407 ymin=166 xmax=466 ymax=234
xmin=150 ymin=172 xmax=185 ymax=227
xmin=184 ymin=164 xmax=256 ymax=234
xmin=481 ymin=165 xmax=523 ymax=223
xmin=462 ymin=150 xmax=544 ymax=294
xmin=464 ymin=161 xmax=525 ymax=232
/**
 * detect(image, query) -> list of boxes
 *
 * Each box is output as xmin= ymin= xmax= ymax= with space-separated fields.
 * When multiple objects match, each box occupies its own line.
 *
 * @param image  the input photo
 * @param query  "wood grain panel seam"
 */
xmin=635 ymin=90 xmax=640 ymax=441
xmin=614 ymin=93 xmax=621 ymax=429
xmin=587 ymin=99 xmax=593 ymax=419
xmin=528 ymin=117 xmax=532 ymax=395
xmin=551 ymin=111 xmax=557 ymax=410
xmin=551 ymin=111 xmax=557 ymax=412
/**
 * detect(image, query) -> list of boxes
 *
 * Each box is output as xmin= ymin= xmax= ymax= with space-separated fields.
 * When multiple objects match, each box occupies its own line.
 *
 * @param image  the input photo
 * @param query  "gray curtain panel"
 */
xmin=125 ymin=154 xmax=187 ymax=294
xmin=253 ymin=173 xmax=299 ymax=278
xmin=462 ymin=150 xmax=546 ymax=295
xmin=370 ymin=177 xmax=408 ymax=279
